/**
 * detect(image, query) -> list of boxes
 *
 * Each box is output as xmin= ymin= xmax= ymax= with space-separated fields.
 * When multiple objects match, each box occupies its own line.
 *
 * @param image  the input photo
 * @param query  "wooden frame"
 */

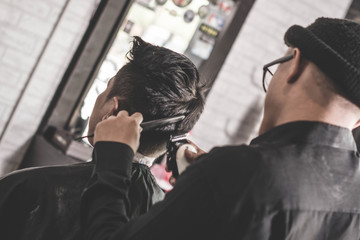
xmin=39 ymin=0 xmax=133 ymax=132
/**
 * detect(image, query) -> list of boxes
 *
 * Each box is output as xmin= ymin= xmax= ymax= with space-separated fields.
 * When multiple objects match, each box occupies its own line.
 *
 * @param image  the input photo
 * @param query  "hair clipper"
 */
xmin=166 ymin=134 xmax=197 ymax=178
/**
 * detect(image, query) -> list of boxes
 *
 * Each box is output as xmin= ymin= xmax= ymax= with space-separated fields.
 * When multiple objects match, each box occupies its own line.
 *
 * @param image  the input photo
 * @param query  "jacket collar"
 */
xmin=251 ymin=121 xmax=357 ymax=151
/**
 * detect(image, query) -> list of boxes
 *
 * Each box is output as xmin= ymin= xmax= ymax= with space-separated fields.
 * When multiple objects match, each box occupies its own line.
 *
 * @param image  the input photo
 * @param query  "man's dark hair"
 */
xmin=107 ymin=36 xmax=206 ymax=155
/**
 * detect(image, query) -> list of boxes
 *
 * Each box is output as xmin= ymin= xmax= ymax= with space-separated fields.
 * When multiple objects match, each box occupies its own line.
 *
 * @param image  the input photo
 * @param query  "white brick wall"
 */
xmin=0 ymin=0 xmax=99 ymax=176
xmin=10 ymin=0 xmax=52 ymax=18
xmin=18 ymin=14 xmax=54 ymax=38
xmin=190 ymin=0 xmax=353 ymax=151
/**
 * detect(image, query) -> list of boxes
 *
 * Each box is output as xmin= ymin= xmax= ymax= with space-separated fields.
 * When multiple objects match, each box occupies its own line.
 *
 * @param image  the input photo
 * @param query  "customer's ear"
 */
xmin=110 ymin=97 xmax=119 ymax=116
xmin=287 ymin=48 xmax=302 ymax=84
xmin=102 ymin=97 xmax=120 ymax=121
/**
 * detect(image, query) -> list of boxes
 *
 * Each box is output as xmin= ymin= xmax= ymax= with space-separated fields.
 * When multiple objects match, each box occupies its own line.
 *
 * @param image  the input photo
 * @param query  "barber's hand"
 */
xmin=168 ymin=141 xmax=206 ymax=187
xmin=94 ymin=111 xmax=143 ymax=154
xmin=184 ymin=140 xmax=206 ymax=164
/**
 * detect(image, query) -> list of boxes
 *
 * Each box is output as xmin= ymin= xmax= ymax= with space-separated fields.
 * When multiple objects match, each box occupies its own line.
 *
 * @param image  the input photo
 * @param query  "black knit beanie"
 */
xmin=284 ymin=17 xmax=360 ymax=106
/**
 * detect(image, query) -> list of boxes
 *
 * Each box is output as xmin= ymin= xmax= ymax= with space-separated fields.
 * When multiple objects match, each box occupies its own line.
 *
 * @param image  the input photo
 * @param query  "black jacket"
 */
xmin=0 ymin=161 xmax=164 ymax=240
xmin=81 ymin=121 xmax=360 ymax=240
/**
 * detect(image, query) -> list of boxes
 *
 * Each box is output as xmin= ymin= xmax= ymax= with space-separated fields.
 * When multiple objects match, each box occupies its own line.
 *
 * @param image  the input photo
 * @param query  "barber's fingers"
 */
xmin=169 ymin=175 xmax=176 ymax=186
xmin=106 ymin=115 xmax=116 ymax=120
xmin=186 ymin=140 xmax=206 ymax=155
xmin=184 ymin=140 xmax=206 ymax=164
xmin=184 ymin=149 xmax=198 ymax=164
xmin=94 ymin=111 xmax=143 ymax=153
xmin=131 ymin=112 xmax=143 ymax=126
xmin=117 ymin=110 xmax=129 ymax=117
xmin=116 ymin=111 xmax=143 ymax=124
xmin=114 ymin=111 xmax=143 ymax=130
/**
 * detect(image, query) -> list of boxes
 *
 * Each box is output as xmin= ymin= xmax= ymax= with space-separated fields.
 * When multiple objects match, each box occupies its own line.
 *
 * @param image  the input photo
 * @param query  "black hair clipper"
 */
xmin=166 ymin=134 xmax=196 ymax=178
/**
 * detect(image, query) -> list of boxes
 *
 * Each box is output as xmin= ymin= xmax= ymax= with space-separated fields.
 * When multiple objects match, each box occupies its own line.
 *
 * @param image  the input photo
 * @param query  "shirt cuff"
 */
xmin=93 ymin=142 xmax=134 ymax=176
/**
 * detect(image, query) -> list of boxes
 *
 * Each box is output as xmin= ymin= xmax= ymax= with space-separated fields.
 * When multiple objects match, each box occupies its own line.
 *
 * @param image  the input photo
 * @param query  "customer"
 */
xmin=0 ymin=37 xmax=205 ymax=240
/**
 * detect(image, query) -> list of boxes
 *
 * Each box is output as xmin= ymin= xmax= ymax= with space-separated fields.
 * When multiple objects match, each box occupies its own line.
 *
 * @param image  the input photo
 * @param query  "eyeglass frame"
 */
xmin=262 ymin=54 xmax=294 ymax=92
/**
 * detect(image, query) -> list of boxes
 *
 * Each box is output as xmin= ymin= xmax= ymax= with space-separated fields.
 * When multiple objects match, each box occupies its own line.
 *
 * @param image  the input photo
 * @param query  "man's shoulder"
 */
xmin=192 ymin=145 xmax=263 ymax=183
xmin=206 ymin=144 xmax=262 ymax=166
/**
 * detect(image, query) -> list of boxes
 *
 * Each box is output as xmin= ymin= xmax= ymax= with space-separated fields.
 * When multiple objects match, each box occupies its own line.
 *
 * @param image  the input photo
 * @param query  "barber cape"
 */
xmin=0 ymin=153 xmax=164 ymax=240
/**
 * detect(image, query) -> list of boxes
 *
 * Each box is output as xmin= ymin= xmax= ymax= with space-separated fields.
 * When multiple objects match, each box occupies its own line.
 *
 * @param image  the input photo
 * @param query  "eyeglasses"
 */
xmin=262 ymin=54 xmax=294 ymax=92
